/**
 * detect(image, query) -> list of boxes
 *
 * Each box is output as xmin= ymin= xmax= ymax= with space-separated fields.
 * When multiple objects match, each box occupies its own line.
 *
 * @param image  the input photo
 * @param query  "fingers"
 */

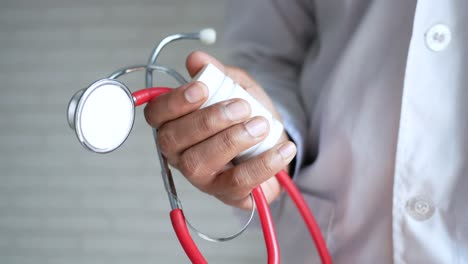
xmin=223 ymin=176 xmax=283 ymax=210
xmin=156 ymin=98 xmax=252 ymax=163
xmin=144 ymin=81 xmax=208 ymax=128
xmin=209 ymin=141 xmax=297 ymax=207
xmin=174 ymin=116 xmax=270 ymax=189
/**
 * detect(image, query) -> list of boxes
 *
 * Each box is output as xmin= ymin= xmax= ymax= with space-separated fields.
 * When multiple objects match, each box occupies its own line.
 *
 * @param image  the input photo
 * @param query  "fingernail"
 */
xmin=224 ymin=100 xmax=250 ymax=121
xmin=184 ymin=82 xmax=207 ymax=103
xmin=278 ymin=142 xmax=296 ymax=160
xmin=245 ymin=118 xmax=268 ymax=138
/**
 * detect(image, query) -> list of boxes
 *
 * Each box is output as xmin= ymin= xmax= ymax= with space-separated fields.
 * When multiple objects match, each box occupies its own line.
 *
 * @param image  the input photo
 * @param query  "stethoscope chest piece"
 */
xmin=67 ymin=79 xmax=135 ymax=153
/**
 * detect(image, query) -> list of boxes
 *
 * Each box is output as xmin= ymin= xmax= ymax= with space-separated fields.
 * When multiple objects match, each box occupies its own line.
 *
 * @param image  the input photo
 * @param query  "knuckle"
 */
xmin=143 ymin=105 xmax=159 ymax=127
xmin=178 ymin=151 xmax=203 ymax=180
xmin=195 ymin=109 xmax=216 ymax=134
xmin=156 ymin=124 xmax=177 ymax=155
xmin=231 ymin=166 xmax=254 ymax=189
xmin=166 ymin=96 xmax=181 ymax=115
xmin=218 ymin=129 xmax=239 ymax=152
xmin=257 ymin=153 xmax=277 ymax=174
xmin=231 ymin=155 xmax=276 ymax=190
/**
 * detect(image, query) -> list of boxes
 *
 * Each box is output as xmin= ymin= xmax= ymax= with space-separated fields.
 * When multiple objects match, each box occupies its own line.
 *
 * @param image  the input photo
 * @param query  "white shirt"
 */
xmin=225 ymin=0 xmax=467 ymax=263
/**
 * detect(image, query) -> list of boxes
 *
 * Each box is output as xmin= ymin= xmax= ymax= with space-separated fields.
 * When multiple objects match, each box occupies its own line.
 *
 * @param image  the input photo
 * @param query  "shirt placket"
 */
xmin=392 ymin=1 xmax=456 ymax=263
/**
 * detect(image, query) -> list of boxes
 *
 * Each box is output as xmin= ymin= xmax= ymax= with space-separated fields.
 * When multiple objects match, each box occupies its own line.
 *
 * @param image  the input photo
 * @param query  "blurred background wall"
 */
xmin=0 ymin=0 xmax=265 ymax=263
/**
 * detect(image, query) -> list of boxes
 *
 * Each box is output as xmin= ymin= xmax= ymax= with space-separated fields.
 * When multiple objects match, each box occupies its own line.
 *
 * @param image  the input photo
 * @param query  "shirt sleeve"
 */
xmin=224 ymin=0 xmax=317 ymax=177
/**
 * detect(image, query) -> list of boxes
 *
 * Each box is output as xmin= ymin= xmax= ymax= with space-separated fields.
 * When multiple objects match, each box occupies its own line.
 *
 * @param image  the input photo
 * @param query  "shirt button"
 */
xmin=405 ymin=195 xmax=435 ymax=221
xmin=425 ymin=24 xmax=452 ymax=52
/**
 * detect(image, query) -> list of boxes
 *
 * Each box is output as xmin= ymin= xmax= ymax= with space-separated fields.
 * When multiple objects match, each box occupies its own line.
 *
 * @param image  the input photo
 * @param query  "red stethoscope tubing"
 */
xmin=170 ymin=209 xmax=208 ymax=264
xmin=133 ymin=87 xmax=172 ymax=106
xmin=133 ymin=88 xmax=332 ymax=264
xmin=252 ymin=186 xmax=281 ymax=264
xmin=276 ymin=170 xmax=332 ymax=264
xmin=169 ymin=187 xmax=280 ymax=264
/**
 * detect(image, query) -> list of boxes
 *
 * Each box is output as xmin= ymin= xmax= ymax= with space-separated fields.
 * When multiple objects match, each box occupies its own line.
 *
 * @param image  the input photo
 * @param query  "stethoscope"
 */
xmin=66 ymin=28 xmax=332 ymax=264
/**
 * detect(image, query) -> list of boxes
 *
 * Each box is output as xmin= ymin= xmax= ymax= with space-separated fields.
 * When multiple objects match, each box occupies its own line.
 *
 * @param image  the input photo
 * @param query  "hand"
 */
xmin=144 ymin=51 xmax=297 ymax=209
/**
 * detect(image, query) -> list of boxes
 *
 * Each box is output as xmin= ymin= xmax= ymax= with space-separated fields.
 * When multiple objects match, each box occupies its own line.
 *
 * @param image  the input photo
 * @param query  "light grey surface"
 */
xmin=0 ymin=0 xmax=265 ymax=263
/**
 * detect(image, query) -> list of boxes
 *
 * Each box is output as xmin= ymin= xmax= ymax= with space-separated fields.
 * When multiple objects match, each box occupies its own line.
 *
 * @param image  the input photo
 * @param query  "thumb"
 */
xmin=185 ymin=50 xmax=226 ymax=78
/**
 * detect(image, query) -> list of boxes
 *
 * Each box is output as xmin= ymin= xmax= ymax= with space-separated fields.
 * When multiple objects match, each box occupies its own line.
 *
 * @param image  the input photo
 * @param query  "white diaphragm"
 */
xmin=68 ymin=79 xmax=135 ymax=153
